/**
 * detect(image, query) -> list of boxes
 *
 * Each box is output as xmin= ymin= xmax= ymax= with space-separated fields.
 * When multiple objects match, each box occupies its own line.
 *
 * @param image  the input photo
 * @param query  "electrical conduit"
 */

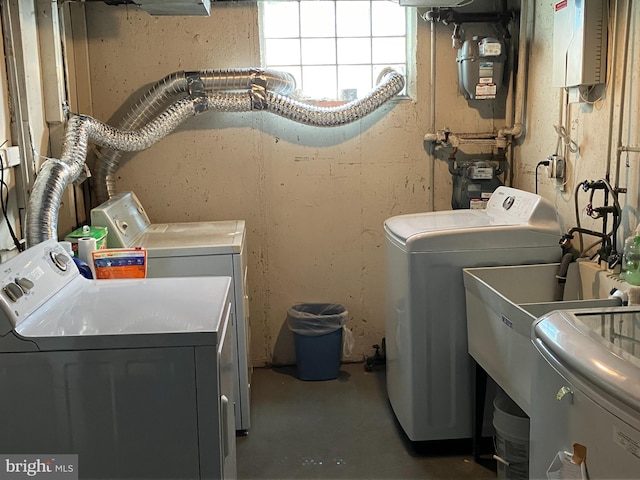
xmin=612 ymin=0 xmax=633 ymax=190
xmin=496 ymin=0 xmax=533 ymax=143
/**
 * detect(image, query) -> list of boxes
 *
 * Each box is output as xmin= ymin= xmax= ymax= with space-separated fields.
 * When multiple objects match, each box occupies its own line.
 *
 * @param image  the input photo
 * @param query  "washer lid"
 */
xmin=384 ymin=209 xmax=563 ymax=251
xmin=15 ymin=276 xmax=231 ymax=342
xmin=384 ymin=187 xmax=562 ymax=252
xmin=385 ymin=209 xmax=492 ymax=240
xmin=534 ymin=308 xmax=640 ymax=419
xmin=134 ymin=220 xmax=245 ymax=257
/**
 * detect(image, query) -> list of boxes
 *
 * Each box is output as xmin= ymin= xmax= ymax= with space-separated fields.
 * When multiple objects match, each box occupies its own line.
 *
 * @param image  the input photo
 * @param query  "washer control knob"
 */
xmin=16 ymin=277 xmax=34 ymax=292
xmin=3 ymin=282 xmax=24 ymax=302
xmin=116 ymin=219 xmax=129 ymax=234
xmin=502 ymin=195 xmax=515 ymax=210
xmin=50 ymin=251 xmax=69 ymax=271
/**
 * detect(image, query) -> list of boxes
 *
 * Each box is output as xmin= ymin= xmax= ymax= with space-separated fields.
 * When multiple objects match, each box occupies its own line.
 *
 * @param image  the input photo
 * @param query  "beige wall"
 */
xmin=83 ymin=1 xmax=639 ymax=366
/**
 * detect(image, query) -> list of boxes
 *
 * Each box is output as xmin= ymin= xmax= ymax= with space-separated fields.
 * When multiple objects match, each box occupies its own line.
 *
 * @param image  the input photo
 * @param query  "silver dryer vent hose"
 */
xmin=95 ymin=68 xmax=296 ymax=203
xmin=265 ymin=68 xmax=404 ymax=126
xmin=27 ymin=98 xmax=203 ymax=246
xmin=27 ymin=68 xmax=404 ymax=247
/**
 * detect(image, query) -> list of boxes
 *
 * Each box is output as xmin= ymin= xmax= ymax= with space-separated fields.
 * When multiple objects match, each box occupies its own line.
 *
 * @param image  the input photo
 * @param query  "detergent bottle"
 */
xmin=622 ymin=225 xmax=640 ymax=285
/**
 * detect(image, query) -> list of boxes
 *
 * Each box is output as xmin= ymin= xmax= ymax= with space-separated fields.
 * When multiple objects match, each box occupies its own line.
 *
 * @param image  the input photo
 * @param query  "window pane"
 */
xmin=336 ymin=1 xmax=371 ymax=37
xmin=261 ymin=0 xmax=408 ymax=101
xmin=302 ymin=65 xmax=337 ymax=99
xmin=372 ymin=1 xmax=406 ymax=37
xmin=337 ymin=38 xmax=371 ymax=65
xmin=300 ymin=1 xmax=335 ymax=38
xmin=372 ymin=37 xmax=406 ymax=64
xmin=265 ymin=39 xmax=301 ymax=65
xmin=338 ymin=65 xmax=373 ymax=99
xmin=262 ymin=1 xmax=299 ymax=38
xmin=301 ymin=38 xmax=336 ymax=65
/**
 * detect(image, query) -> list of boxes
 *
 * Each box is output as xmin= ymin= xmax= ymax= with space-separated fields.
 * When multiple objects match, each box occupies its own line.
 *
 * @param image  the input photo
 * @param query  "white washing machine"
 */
xmin=384 ymin=186 xmax=562 ymax=441
xmin=91 ymin=192 xmax=251 ymax=433
xmin=530 ymin=307 xmax=640 ymax=479
xmin=0 ymin=240 xmax=236 ymax=479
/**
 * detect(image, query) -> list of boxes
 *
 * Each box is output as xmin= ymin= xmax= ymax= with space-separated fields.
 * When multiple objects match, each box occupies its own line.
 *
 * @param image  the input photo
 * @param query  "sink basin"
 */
xmin=463 ymin=260 xmax=626 ymax=414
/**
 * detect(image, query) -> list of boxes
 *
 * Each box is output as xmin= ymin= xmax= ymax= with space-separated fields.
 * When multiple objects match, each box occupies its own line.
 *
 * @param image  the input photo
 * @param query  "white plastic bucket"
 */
xmin=493 ymin=393 xmax=530 ymax=480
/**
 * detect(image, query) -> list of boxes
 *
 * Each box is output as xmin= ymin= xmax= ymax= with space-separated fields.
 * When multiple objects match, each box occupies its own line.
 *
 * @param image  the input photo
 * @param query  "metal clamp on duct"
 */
xmin=250 ymin=81 xmax=268 ymax=111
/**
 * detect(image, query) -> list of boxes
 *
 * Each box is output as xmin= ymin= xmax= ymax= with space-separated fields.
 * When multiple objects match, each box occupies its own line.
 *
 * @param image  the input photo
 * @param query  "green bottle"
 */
xmin=623 ymin=228 xmax=640 ymax=286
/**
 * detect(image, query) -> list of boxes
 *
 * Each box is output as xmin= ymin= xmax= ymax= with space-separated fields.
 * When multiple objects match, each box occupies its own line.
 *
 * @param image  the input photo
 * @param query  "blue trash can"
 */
xmin=287 ymin=303 xmax=348 ymax=381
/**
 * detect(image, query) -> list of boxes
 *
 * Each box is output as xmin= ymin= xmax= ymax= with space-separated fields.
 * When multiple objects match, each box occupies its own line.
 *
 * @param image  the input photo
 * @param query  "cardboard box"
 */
xmin=64 ymin=225 xmax=108 ymax=255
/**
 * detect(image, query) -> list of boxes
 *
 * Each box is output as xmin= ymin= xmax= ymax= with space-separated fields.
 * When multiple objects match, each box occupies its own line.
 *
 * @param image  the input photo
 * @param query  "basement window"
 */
xmin=259 ymin=0 xmax=408 ymax=102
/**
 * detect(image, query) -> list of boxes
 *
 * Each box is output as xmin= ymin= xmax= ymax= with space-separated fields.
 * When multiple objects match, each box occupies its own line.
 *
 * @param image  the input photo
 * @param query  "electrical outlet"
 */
xmin=547 ymin=155 xmax=565 ymax=180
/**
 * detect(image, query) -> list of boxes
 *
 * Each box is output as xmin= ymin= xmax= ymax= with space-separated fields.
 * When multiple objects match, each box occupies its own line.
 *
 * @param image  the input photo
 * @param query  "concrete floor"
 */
xmin=236 ymin=363 xmax=497 ymax=479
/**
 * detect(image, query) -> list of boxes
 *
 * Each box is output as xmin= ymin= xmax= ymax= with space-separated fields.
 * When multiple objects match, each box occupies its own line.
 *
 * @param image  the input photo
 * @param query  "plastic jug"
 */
xmin=623 ymin=226 xmax=640 ymax=286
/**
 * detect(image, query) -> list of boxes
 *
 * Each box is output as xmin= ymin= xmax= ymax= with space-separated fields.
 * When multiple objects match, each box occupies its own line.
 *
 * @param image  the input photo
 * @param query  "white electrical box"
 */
xmin=136 ymin=0 xmax=211 ymax=16
xmin=552 ymin=0 xmax=607 ymax=88
xmin=0 ymin=146 xmax=21 ymax=168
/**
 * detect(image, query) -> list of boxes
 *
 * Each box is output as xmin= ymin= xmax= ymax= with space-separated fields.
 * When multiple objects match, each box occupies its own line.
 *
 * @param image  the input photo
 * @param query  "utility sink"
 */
xmin=463 ymin=260 xmax=627 ymax=415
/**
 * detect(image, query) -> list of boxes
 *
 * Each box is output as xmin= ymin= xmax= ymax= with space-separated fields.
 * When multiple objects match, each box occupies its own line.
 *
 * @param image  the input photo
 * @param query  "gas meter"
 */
xmin=451 ymin=160 xmax=503 ymax=209
xmin=456 ymin=36 xmax=506 ymax=100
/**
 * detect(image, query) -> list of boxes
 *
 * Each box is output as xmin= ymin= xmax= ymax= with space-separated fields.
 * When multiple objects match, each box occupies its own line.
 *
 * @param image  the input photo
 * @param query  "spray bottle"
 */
xmin=622 ymin=224 xmax=640 ymax=286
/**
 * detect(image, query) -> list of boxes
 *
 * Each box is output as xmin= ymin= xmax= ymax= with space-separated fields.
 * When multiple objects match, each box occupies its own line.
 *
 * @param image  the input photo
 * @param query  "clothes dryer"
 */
xmin=0 ymin=240 xmax=236 ymax=479
xmin=384 ymin=186 xmax=562 ymax=441
xmin=91 ymin=192 xmax=251 ymax=432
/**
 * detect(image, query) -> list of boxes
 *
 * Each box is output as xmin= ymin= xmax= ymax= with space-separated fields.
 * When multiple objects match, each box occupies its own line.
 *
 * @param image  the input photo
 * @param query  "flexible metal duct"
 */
xmin=265 ymin=68 xmax=404 ymax=126
xmin=201 ymin=68 xmax=405 ymax=126
xmin=94 ymin=68 xmax=296 ymax=203
xmin=27 ymin=98 xmax=204 ymax=245
xmin=27 ymin=68 xmax=404 ymax=247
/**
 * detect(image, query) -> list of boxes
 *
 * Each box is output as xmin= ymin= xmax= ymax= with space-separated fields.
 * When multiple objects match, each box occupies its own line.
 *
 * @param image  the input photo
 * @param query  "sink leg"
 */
xmin=472 ymin=360 xmax=487 ymax=463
